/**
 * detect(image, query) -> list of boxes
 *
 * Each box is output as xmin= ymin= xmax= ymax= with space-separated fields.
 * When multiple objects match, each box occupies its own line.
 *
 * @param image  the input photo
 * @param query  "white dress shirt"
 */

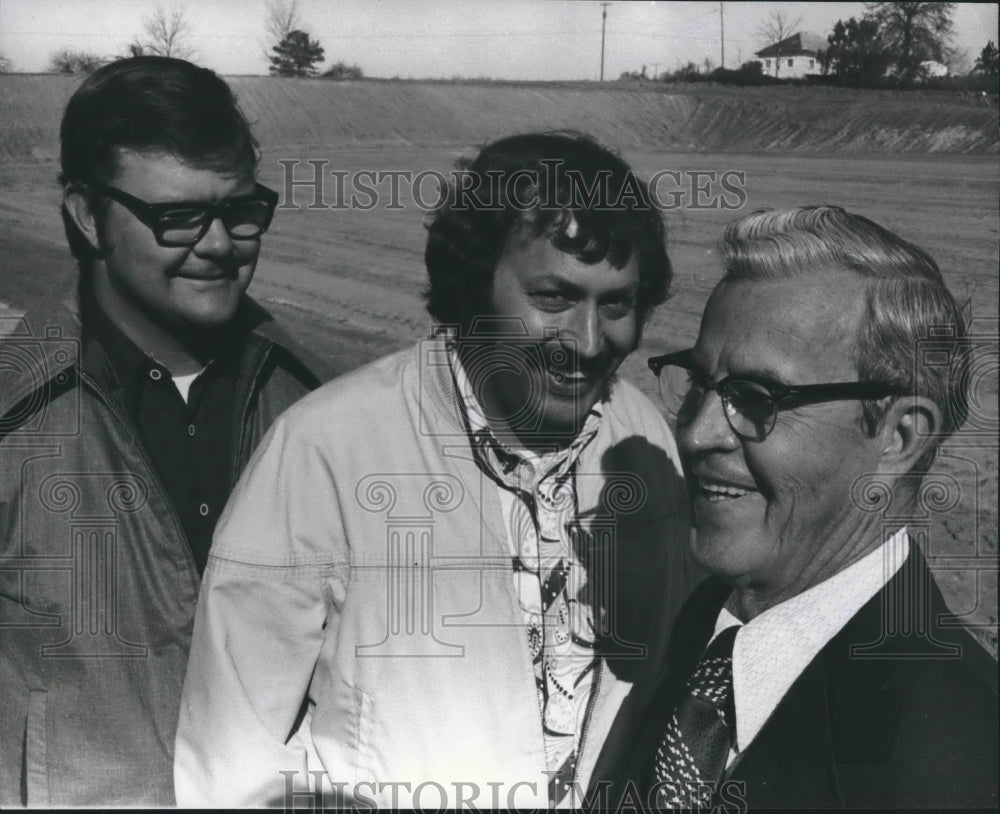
xmin=708 ymin=528 xmax=910 ymax=765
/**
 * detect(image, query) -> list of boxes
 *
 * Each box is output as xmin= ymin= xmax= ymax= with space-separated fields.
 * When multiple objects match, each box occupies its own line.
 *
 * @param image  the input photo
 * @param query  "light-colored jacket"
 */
xmin=175 ymin=337 xmax=692 ymax=808
xmin=0 ymin=291 xmax=326 ymax=806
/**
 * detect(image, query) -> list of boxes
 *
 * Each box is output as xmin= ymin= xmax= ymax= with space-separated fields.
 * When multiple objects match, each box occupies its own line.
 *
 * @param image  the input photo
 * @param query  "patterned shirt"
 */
xmin=450 ymin=347 xmax=603 ymax=805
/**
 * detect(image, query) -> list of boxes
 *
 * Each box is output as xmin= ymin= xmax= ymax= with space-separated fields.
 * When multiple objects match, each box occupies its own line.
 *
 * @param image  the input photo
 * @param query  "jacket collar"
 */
xmin=0 ymin=286 xmax=319 ymax=421
xmin=417 ymin=334 xmax=488 ymax=439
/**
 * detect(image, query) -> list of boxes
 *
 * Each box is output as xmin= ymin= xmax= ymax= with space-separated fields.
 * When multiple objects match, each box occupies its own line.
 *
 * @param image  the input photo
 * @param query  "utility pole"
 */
xmin=600 ymin=2 xmax=609 ymax=81
xmin=652 ymin=61 xmax=661 ymax=80
xmin=720 ymin=1 xmax=725 ymax=69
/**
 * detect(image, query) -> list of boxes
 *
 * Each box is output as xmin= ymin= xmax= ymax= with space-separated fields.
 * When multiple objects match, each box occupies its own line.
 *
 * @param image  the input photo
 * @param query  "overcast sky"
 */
xmin=1 ymin=1 xmax=996 ymax=78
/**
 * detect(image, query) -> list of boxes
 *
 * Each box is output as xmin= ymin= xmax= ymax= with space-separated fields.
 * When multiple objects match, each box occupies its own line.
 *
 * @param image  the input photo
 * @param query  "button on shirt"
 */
xmin=709 ymin=527 xmax=911 ymax=767
xmin=81 ymin=294 xmax=242 ymax=574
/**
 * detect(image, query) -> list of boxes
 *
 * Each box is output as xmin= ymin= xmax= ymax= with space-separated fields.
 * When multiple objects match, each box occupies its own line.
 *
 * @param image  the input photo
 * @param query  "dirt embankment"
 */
xmin=1 ymin=75 xmax=997 ymax=164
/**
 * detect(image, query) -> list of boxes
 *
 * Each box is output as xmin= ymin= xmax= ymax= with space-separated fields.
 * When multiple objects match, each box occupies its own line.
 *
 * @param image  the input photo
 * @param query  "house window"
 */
xmin=787 ymin=58 xmax=793 ymax=68
xmin=765 ymin=59 xmax=770 ymax=68
xmin=809 ymin=59 xmax=815 ymax=68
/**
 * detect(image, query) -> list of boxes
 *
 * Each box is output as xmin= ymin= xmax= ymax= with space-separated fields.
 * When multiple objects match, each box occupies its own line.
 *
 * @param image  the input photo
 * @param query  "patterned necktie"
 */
xmin=650 ymin=624 xmax=740 ymax=809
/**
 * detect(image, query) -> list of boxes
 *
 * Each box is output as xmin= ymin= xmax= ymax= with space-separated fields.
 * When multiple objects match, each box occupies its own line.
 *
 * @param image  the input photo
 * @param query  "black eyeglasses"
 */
xmin=89 ymin=181 xmax=279 ymax=247
xmin=648 ymin=350 xmax=903 ymax=441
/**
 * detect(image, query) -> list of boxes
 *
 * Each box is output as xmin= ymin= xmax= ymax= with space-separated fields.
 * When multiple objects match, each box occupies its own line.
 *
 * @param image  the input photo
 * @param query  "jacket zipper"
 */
xmin=572 ymin=655 xmax=604 ymax=799
xmin=79 ymin=370 xmax=200 ymax=580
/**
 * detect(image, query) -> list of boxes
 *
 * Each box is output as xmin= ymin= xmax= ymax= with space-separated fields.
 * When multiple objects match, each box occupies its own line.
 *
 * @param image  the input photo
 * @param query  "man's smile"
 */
xmin=689 ymin=471 xmax=758 ymax=503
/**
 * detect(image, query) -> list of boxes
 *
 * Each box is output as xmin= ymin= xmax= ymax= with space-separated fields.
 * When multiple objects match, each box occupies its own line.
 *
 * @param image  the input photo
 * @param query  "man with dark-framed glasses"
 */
xmin=0 ymin=56 xmax=326 ymax=805
xmin=590 ymin=205 xmax=997 ymax=810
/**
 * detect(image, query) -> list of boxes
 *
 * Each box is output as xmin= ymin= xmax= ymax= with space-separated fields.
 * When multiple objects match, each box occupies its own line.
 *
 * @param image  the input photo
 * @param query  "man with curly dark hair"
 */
xmin=177 ymin=132 xmax=694 ymax=808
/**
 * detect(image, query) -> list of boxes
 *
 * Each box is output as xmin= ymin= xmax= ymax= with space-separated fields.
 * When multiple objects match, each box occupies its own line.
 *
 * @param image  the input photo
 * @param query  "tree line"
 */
xmin=0 ymin=1 xmax=359 ymax=80
xmin=820 ymin=2 xmax=996 ymax=86
xmin=623 ymin=2 xmax=998 ymax=91
xmin=4 ymin=1 xmax=996 ymax=87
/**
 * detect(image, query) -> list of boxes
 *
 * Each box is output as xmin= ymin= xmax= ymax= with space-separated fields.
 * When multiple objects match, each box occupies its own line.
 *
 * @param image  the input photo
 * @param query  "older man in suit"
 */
xmin=590 ymin=206 xmax=998 ymax=810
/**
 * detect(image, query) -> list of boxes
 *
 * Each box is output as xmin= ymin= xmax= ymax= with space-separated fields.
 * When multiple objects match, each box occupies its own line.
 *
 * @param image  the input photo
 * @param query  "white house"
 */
xmin=919 ymin=60 xmax=950 ymax=78
xmin=884 ymin=59 xmax=950 ymax=80
xmin=755 ymin=32 xmax=827 ymax=79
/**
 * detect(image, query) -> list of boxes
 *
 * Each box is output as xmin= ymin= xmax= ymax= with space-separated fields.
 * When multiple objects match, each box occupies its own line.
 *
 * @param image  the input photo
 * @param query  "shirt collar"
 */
xmin=711 ymin=527 xmax=910 ymax=754
xmin=80 ymin=287 xmax=248 ymax=403
xmin=80 ymin=287 xmax=161 ymax=405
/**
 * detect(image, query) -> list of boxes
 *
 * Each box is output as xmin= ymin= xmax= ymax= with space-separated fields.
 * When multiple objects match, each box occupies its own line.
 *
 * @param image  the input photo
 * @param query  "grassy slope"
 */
xmin=1 ymin=75 xmax=997 ymax=164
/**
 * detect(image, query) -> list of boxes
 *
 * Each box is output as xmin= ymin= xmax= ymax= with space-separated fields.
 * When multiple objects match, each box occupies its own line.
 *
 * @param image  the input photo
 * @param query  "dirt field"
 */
xmin=1 ymin=79 xmax=997 ymax=653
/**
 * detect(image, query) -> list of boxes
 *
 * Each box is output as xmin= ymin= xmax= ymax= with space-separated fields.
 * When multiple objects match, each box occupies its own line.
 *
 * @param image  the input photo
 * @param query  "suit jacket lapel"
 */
xmin=725 ymin=541 xmax=946 ymax=808
xmin=821 ymin=542 xmax=963 ymax=761
xmin=726 ymin=655 xmax=844 ymax=808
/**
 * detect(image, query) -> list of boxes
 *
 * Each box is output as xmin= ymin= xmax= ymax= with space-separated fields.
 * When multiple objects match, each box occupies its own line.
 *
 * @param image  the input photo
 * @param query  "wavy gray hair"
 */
xmin=718 ymin=205 xmax=970 ymax=472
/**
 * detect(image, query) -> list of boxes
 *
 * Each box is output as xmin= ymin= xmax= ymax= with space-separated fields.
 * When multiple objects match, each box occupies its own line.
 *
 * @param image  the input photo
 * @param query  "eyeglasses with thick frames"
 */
xmin=89 ymin=181 xmax=279 ymax=247
xmin=648 ymin=349 xmax=903 ymax=442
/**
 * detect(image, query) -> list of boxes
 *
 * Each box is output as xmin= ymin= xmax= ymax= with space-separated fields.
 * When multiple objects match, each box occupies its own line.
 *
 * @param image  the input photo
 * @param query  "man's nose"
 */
xmin=677 ymin=390 xmax=741 ymax=455
xmin=563 ymin=303 xmax=603 ymax=359
xmin=193 ymin=217 xmax=235 ymax=256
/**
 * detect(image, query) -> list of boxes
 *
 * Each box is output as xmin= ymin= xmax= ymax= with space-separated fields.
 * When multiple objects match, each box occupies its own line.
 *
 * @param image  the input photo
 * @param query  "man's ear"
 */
xmin=63 ymin=185 xmax=101 ymax=251
xmin=875 ymin=395 xmax=943 ymax=475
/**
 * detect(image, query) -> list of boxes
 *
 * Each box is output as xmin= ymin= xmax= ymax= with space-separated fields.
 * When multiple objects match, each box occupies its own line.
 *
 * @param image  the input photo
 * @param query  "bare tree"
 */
xmin=132 ymin=6 xmax=195 ymax=59
xmin=262 ymin=0 xmax=302 ymax=60
xmin=266 ymin=0 xmax=302 ymax=43
xmin=0 ymin=53 xmax=12 ymax=73
xmin=757 ymin=9 xmax=803 ymax=77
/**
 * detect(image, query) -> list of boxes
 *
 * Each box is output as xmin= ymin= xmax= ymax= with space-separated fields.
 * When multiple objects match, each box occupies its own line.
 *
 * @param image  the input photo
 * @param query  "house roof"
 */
xmin=755 ymin=32 xmax=828 ymax=58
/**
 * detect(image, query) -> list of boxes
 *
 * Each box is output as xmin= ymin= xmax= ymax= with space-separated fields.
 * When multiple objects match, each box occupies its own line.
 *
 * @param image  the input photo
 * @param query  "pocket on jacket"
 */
xmin=351 ymin=684 xmax=376 ymax=789
xmin=24 ymin=690 xmax=49 ymax=805
xmin=312 ymin=677 xmax=377 ymax=798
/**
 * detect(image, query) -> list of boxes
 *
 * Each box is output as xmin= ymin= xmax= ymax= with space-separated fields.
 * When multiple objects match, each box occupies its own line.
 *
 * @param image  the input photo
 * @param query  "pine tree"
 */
xmin=821 ymin=17 xmax=893 ymax=86
xmin=975 ymin=41 xmax=999 ymax=77
xmin=269 ymin=29 xmax=324 ymax=77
